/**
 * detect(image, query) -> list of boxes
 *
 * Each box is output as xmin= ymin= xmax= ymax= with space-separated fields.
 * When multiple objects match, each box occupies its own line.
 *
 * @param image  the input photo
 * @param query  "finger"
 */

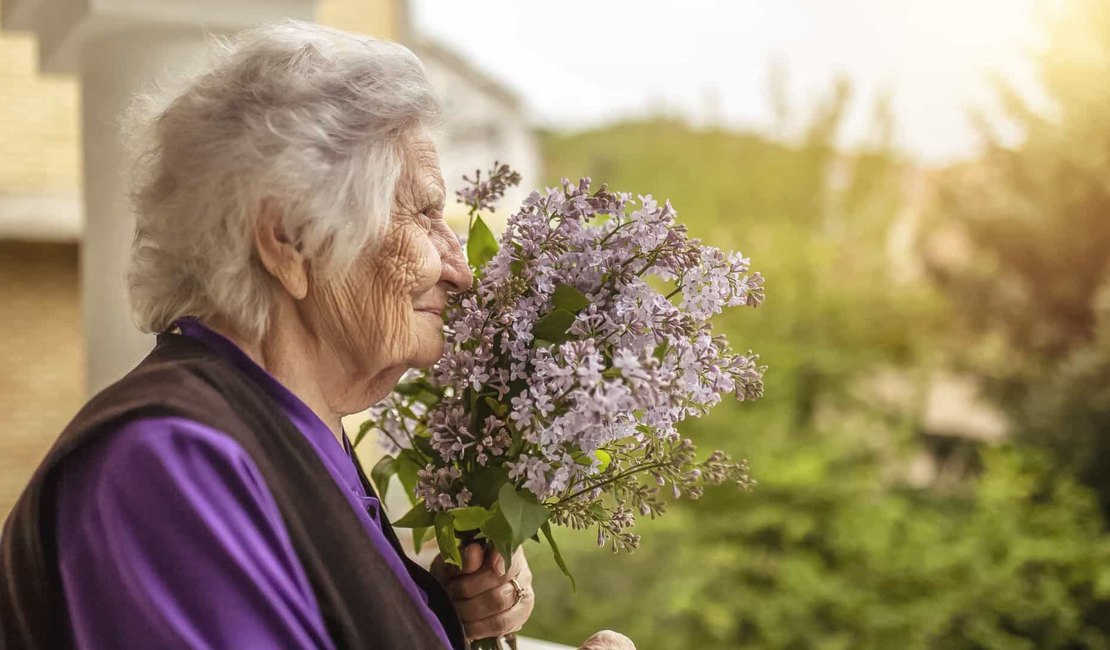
xmin=446 ymin=555 xmax=523 ymax=600
xmin=461 ymin=543 xmax=484 ymax=574
xmin=453 ymin=580 xmax=520 ymax=623
xmin=488 ymin=544 xmax=525 ymax=577
xmin=430 ymin=553 xmax=457 ymax=582
xmin=463 ymin=589 xmax=534 ymax=640
xmin=488 ymin=544 xmax=506 ymax=576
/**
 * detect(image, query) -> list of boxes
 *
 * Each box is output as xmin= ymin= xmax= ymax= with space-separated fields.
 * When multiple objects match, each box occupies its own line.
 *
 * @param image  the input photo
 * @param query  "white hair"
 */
xmin=126 ymin=19 xmax=441 ymax=340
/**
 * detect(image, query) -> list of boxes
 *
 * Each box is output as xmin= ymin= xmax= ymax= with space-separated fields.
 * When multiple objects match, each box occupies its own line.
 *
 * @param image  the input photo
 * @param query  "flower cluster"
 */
xmin=365 ymin=165 xmax=763 ymax=574
xmin=455 ymin=162 xmax=522 ymax=214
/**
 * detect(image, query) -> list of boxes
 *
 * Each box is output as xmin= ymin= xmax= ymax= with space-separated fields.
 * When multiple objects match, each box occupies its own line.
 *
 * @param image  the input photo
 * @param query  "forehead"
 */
xmin=402 ymin=130 xmax=445 ymax=198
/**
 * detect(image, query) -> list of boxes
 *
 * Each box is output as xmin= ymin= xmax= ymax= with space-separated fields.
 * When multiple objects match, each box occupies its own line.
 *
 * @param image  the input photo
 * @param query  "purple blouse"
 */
xmin=53 ymin=317 xmax=453 ymax=649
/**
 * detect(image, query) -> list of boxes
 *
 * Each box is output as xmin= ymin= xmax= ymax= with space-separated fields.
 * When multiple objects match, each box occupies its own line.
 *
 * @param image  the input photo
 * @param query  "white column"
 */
xmin=2 ymin=0 xmax=316 ymax=393
xmin=79 ymin=28 xmax=213 ymax=393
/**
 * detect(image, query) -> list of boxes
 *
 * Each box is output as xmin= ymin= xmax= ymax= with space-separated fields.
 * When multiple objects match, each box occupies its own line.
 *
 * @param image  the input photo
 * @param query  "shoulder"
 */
xmin=73 ymin=415 xmax=255 ymax=475
xmin=54 ymin=415 xmax=273 ymax=525
xmin=51 ymin=418 xmax=335 ymax=650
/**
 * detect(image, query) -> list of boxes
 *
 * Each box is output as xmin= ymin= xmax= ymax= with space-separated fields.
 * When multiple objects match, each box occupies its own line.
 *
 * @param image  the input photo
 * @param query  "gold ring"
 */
xmin=509 ymin=578 xmax=526 ymax=608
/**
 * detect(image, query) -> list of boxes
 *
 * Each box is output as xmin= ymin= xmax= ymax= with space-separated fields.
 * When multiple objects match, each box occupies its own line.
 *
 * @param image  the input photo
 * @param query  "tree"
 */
xmin=925 ymin=0 xmax=1110 ymax=517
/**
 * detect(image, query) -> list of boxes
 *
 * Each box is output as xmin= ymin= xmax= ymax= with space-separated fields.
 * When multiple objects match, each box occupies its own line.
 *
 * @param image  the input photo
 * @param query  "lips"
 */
xmin=415 ymin=306 xmax=443 ymax=317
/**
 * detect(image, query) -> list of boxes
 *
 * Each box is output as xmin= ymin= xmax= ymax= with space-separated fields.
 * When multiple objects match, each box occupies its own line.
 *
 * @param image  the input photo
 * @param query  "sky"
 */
xmin=411 ymin=0 xmax=1045 ymax=164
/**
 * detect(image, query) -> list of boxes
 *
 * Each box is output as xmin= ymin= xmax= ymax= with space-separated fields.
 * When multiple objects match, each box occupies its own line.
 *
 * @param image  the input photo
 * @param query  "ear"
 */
xmin=253 ymin=198 xmax=309 ymax=300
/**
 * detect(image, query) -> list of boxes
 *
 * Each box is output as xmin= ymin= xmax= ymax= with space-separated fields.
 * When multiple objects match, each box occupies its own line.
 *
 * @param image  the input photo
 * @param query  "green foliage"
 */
xmin=541 ymin=522 xmax=575 ymax=591
xmin=521 ymin=75 xmax=1110 ymax=646
xmin=467 ymin=214 xmax=499 ymax=270
xmin=394 ymin=449 xmax=421 ymax=506
xmin=552 ymin=283 xmax=591 ymax=313
xmin=434 ymin=512 xmax=461 ymax=567
xmin=370 ymin=455 xmax=395 ymax=502
xmin=496 ymin=482 xmax=550 ymax=548
xmin=526 ymin=445 xmax=1110 ymax=649
xmin=928 ymin=0 xmax=1110 ymax=517
xmin=449 ymin=506 xmax=493 ymax=531
xmin=532 ymin=309 xmax=577 ymax=344
xmin=393 ymin=501 xmax=435 ymax=528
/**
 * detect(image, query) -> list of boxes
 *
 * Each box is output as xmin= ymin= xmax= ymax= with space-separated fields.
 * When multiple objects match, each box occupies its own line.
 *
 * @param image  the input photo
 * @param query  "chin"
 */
xmin=409 ymin=339 xmax=446 ymax=369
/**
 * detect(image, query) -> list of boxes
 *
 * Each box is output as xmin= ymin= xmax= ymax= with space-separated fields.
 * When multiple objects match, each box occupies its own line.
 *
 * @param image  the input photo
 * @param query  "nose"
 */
xmin=439 ymin=232 xmax=474 ymax=294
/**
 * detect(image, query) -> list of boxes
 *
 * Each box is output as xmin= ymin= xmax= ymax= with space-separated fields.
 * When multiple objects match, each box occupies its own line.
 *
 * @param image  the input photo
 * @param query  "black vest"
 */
xmin=0 ymin=332 xmax=466 ymax=650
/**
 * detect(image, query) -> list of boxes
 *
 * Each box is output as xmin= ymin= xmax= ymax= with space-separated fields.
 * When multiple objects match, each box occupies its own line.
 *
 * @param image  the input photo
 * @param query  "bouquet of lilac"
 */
xmin=361 ymin=163 xmax=764 ymax=592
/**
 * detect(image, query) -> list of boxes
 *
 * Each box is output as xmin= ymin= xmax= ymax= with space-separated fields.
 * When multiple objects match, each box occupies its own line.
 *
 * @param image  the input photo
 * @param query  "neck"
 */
xmin=205 ymin=305 xmax=380 ymax=445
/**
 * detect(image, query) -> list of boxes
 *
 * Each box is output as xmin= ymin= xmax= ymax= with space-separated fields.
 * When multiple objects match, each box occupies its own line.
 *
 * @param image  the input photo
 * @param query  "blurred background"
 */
xmin=3 ymin=0 xmax=1110 ymax=648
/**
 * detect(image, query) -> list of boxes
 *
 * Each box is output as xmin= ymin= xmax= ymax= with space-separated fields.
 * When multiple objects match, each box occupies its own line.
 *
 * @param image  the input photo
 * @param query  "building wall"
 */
xmin=0 ymin=27 xmax=81 ymax=194
xmin=0 ymin=241 xmax=83 ymax=516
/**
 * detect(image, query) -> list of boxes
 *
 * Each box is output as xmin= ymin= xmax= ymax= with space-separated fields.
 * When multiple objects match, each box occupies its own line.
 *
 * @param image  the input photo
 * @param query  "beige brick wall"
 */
xmin=0 ymin=242 xmax=83 ymax=518
xmin=0 ymin=34 xmax=81 ymax=194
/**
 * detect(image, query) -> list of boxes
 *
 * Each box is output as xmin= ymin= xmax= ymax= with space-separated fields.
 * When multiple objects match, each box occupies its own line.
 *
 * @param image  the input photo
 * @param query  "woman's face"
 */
xmin=304 ymin=129 xmax=472 ymax=391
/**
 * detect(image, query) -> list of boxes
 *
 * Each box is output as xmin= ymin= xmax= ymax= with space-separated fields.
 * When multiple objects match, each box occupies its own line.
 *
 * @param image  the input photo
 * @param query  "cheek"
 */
xmin=307 ymin=225 xmax=445 ymax=367
xmin=363 ymin=230 xmax=439 ymax=349
xmin=380 ymin=226 xmax=439 ymax=293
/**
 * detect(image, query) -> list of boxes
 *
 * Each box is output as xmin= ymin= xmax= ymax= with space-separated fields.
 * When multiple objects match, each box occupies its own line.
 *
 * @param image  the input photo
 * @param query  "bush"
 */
xmin=525 ymin=441 xmax=1110 ymax=649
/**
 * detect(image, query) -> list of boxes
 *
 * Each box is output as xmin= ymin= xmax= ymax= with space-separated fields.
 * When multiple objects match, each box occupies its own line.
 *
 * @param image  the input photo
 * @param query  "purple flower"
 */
xmin=368 ymin=165 xmax=763 ymax=545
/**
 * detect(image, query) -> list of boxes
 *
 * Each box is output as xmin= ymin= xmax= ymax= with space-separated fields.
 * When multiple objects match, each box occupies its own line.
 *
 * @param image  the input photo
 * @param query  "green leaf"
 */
xmin=497 ymin=482 xmax=550 ymax=547
xmin=412 ymin=434 xmax=436 ymax=460
xmin=479 ymin=502 xmax=513 ymax=544
xmin=370 ymin=455 xmax=395 ymax=502
xmin=653 ymin=341 xmax=669 ymax=361
xmin=594 ymin=449 xmax=613 ymax=472
xmin=395 ymin=450 xmax=422 ymax=505
xmin=392 ymin=381 xmax=425 ymax=396
xmin=541 ymin=522 xmax=576 ymax=591
xmin=392 ymin=380 xmax=442 ymax=407
xmin=393 ymin=501 xmax=436 ymax=528
xmin=466 ymin=465 xmax=510 ymax=507
xmin=509 ymin=260 xmax=524 ymax=276
xmin=533 ymin=309 xmax=577 ymax=344
xmin=477 ymin=503 xmax=516 ymax=572
xmin=552 ymin=283 xmax=591 ymax=313
xmin=435 ymin=512 xmax=462 ymax=567
xmin=483 ymin=396 xmax=508 ymax=418
xmin=496 ymin=540 xmax=515 ymax=573
xmin=450 ymin=506 xmax=492 ymax=531
xmin=467 ymin=215 xmax=499 ymax=270
xmin=353 ymin=419 xmax=374 ymax=448
xmin=412 ymin=526 xmax=430 ymax=554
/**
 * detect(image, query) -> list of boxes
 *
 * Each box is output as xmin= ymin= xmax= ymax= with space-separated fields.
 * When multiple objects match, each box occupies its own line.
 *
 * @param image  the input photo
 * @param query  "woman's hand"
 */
xmin=431 ymin=543 xmax=534 ymax=640
xmin=579 ymin=630 xmax=636 ymax=650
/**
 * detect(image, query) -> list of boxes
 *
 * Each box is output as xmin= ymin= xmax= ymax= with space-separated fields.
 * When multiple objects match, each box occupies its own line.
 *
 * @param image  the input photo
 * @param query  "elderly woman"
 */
xmin=0 ymin=20 xmax=631 ymax=650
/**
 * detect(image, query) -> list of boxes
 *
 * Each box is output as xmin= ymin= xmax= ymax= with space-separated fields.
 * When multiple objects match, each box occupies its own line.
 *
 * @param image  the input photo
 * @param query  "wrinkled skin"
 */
xmin=228 ymin=128 xmax=540 ymax=641
xmin=432 ymin=543 xmax=535 ymax=640
xmin=240 ymin=128 xmax=470 ymax=421
xmin=298 ymin=127 xmax=474 ymax=413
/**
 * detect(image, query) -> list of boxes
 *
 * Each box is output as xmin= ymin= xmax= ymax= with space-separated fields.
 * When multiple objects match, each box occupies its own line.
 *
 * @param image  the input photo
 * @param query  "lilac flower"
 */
xmin=368 ymin=165 xmax=763 ymax=550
